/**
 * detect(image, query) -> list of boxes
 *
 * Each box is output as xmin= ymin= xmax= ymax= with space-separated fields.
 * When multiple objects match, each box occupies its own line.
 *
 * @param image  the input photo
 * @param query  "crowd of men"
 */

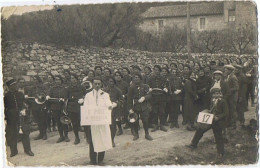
xmin=4 ymin=54 xmax=258 ymax=165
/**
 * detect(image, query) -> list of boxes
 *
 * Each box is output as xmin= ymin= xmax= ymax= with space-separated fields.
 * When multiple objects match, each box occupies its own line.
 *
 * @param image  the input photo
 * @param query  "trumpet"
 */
xmin=25 ymin=93 xmax=47 ymax=104
xmin=81 ymin=80 xmax=93 ymax=92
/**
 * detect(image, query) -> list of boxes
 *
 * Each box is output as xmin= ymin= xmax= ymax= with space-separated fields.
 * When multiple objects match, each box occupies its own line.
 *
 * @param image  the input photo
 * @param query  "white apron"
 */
xmin=82 ymin=89 xmax=113 ymax=152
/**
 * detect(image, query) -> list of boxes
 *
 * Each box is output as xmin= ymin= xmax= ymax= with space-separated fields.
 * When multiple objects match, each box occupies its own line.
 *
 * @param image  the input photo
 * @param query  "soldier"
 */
xmin=143 ymin=66 xmax=152 ymax=85
xmin=122 ymin=67 xmax=132 ymax=86
xmin=48 ymin=75 xmax=70 ymax=143
xmin=127 ymin=73 xmax=153 ymax=141
xmin=114 ymin=71 xmax=129 ymax=135
xmin=147 ymin=65 xmax=168 ymax=132
xmin=161 ymin=67 xmax=171 ymax=126
xmin=66 ymin=73 xmax=85 ymax=144
xmin=94 ymin=66 xmax=103 ymax=78
xmin=104 ymin=76 xmax=124 ymax=147
xmin=25 ymin=75 xmax=48 ymax=140
xmin=4 ymin=78 xmax=34 ymax=157
xmin=102 ymin=68 xmax=112 ymax=88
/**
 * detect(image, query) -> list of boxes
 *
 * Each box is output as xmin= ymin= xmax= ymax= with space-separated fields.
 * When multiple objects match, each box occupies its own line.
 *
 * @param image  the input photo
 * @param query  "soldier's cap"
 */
xmin=213 ymin=70 xmax=223 ymax=75
xmin=224 ymin=64 xmax=235 ymax=70
xmin=162 ymin=67 xmax=170 ymax=73
xmin=104 ymin=67 xmax=112 ymax=74
xmin=122 ymin=67 xmax=130 ymax=74
xmin=34 ymin=75 xmax=42 ymax=83
xmin=233 ymin=64 xmax=243 ymax=69
xmin=94 ymin=66 xmax=102 ymax=71
xmin=210 ymin=87 xmax=222 ymax=94
xmin=154 ymin=65 xmax=162 ymax=72
xmin=133 ymin=73 xmax=143 ymax=80
xmin=144 ymin=66 xmax=152 ymax=72
xmin=70 ymin=73 xmax=78 ymax=80
xmin=6 ymin=78 xmax=16 ymax=87
xmin=133 ymin=65 xmax=142 ymax=71
xmin=114 ymin=71 xmax=123 ymax=78
xmin=170 ymin=62 xmax=177 ymax=68
xmin=210 ymin=61 xmax=216 ymax=65
xmin=218 ymin=62 xmax=224 ymax=66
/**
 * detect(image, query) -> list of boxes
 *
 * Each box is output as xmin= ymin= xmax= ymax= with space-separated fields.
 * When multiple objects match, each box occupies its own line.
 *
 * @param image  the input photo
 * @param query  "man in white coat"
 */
xmin=81 ymin=77 xmax=117 ymax=165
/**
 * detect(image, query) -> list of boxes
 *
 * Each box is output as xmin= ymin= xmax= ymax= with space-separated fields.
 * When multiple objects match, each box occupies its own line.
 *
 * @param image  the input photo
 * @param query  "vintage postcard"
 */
xmin=1 ymin=0 xmax=258 ymax=167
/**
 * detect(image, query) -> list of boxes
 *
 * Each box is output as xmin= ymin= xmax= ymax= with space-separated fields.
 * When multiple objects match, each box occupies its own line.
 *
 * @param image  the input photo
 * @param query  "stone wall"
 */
xmin=2 ymin=41 xmax=181 ymax=81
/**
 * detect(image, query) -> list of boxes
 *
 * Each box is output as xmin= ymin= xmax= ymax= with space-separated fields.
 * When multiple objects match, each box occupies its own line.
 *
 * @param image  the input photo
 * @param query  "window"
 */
xmin=200 ymin=18 xmax=206 ymax=30
xmin=228 ymin=10 xmax=235 ymax=22
xmin=158 ymin=20 xmax=164 ymax=31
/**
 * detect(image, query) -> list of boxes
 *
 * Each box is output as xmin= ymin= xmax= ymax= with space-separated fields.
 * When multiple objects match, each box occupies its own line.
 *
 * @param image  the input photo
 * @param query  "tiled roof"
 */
xmin=142 ymin=2 xmax=224 ymax=18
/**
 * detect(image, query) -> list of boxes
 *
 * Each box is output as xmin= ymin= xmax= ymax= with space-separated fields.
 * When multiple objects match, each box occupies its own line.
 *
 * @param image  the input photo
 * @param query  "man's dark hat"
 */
xmin=114 ymin=71 xmax=123 ymax=78
xmin=122 ymin=67 xmax=130 ymax=74
xmin=6 ymin=78 xmax=16 ymax=87
xmin=162 ymin=67 xmax=170 ymax=73
xmin=133 ymin=65 xmax=142 ymax=71
xmin=144 ymin=66 xmax=152 ymax=72
xmin=94 ymin=66 xmax=102 ymax=71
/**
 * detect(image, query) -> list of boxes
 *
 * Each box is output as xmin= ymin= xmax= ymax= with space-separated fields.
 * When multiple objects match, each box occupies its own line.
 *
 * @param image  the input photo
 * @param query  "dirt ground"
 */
xmin=5 ymin=106 xmax=258 ymax=166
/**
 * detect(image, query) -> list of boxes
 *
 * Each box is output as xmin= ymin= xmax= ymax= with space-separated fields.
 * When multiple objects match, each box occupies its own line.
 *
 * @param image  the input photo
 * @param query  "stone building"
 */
xmin=139 ymin=1 xmax=257 ymax=35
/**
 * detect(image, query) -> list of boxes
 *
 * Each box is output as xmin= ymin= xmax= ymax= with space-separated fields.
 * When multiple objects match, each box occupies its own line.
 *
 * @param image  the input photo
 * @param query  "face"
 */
xmin=9 ymin=83 xmax=18 ymax=92
xmin=170 ymin=64 xmax=177 ymax=70
xmin=56 ymin=78 xmax=62 ymax=85
xmin=198 ymin=70 xmax=204 ymax=77
xmin=115 ymin=73 xmax=122 ymax=81
xmin=194 ymin=63 xmax=200 ymax=70
xmin=154 ymin=67 xmax=160 ymax=75
xmin=93 ymin=79 xmax=102 ymax=90
xmin=224 ymin=68 xmax=232 ymax=75
xmin=133 ymin=68 xmax=140 ymax=74
xmin=178 ymin=64 xmax=184 ymax=70
xmin=212 ymin=91 xmax=223 ymax=98
xmin=190 ymin=72 xmax=196 ymax=79
xmin=133 ymin=75 xmax=141 ymax=84
xmin=88 ymin=71 xmax=95 ymax=78
xmin=214 ymin=74 xmax=221 ymax=81
xmin=161 ymin=69 xmax=168 ymax=76
xmin=204 ymin=67 xmax=210 ymax=74
xmin=172 ymin=69 xmax=177 ymax=75
xmin=95 ymin=68 xmax=102 ymax=75
xmin=189 ymin=61 xmax=194 ymax=68
xmin=122 ymin=69 xmax=128 ymax=76
xmin=144 ymin=68 xmax=151 ymax=75
xmin=48 ymin=75 xmax=54 ymax=83
xmin=71 ymin=76 xmax=77 ymax=84
xmin=104 ymin=70 xmax=110 ymax=76
xmin=108 ymin=78 xmax=115 ymax=87
xmin=183 ymin=66 xmax=190 ymax=74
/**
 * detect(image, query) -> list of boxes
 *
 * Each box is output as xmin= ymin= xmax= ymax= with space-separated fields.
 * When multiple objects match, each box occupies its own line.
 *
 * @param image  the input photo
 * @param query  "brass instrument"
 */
xmin=26 ymin=93 xmax=47 ymax=104
xmin=81 ymin=80 xmax=93 ymax=92
xmin=128 ymin=112 xmax=138 ymax=123
xmin=60 ymin=99 xmax=72 ymax=125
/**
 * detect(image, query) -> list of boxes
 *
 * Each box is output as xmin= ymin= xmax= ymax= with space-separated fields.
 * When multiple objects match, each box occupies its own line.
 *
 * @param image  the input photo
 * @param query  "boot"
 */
xmin=123 ymin=123 xmax=130 ymax=129
xmin=64 ymin=136 xmax=70 ymax=142
xmin=145 ymin=134 xmax=153 ymax=141
xmin=213 ymin=154 xmax=224 ymax=164
xmin=170 ymin=122 xmax=175 ymax=128
xmin=56 ymin=137 xmax=64 ymax=143
xmin=42 ymin=133 xmax=47 ymax=140
xmin=160 ymin=125 xmax=168 ymax=132
xmin=186 ymin=143 xmax=197 ymax=149
xmin=112 ymin=140 xmax=116 ymax=147
xmin=151 ymin=125 xmax=159 ymax=132
xmin=74 ymin=137 xmax=80 ymax=145
xmin=116 ymin=128 xmax=123 ymax=136
xmin=133 ymin=134 xmax=139 ymax=141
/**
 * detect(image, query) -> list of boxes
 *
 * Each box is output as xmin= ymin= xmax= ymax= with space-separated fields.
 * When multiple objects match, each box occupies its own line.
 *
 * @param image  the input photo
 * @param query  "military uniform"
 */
xmin=127 ymin=82 xmax=152 ymax=139
xmin=4 ymin=90 xmax=33 ymax=156
xmin=66 ymin=84 xmax=85 ymax=144
xmin=105 ymin=86 xmax=124 ymax=143
xmin=196 ymin=75 xmax=213 ymax=111
xmin=147 ymin=74 xmax=167 ymax=131
xmin=27 ymin=84 xmax=48 ymax=140
xmin=49 ymin=85 xmax=69 ymax=142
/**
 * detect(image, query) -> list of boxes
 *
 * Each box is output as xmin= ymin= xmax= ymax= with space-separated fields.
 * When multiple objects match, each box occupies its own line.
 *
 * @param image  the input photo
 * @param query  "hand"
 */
xmin=174 ymin=89 xmax=181 ymax=95
xmin=149 ymin=88 xmax=152 ymax=92
xmin=108 ymin=106 xmax=113 ymax=110
xmin=163 ymin=88 xmax=168 ymax=93
xmin=246 ymin=73 xmax=251 ymax=77
xmin=214 ymin=116 xmax=219 ymax=121
xmin=46 ymin=96 xmax=50 ymax=100
xmin=24 ymin=95 xmax=28 ymax=99
xmin=111 ymin=102 xmax=117 ymax=108
xmin=59 ymin=98 xmax=64 ymax=102
xmin=20 ymin=109 xmax=26 ymax=116
xmin=78 ymin=98 xmax=84 ymax=104
xmin=138 ymin=97 xmax=145 ymax=103
xmin=129 ymin=109 xmax=134 ymax=114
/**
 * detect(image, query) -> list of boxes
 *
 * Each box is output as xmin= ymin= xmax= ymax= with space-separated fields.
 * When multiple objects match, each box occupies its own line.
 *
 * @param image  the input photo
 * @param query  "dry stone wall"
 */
xmin=2 ymin=41 xmax=180 ymax=81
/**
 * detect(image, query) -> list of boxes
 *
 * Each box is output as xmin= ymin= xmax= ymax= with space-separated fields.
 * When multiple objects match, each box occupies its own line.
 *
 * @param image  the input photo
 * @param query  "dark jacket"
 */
xmin=211 ymin=98 xmax=229 ymax=128
xmin=48 ymin=85 xmax=67 ymax=111
xmin=147 ymin=74 xmax=167 ymax=102
xmin=127 ymin=83 xmax=152 ymax=112
xmin=66 ymin=84 xmax=85 ymax=113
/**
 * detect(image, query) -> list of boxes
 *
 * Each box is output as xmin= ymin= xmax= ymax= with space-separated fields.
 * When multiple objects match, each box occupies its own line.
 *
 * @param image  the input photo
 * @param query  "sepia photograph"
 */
xmin=1 ymin=0 xmax=259 ymax=167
